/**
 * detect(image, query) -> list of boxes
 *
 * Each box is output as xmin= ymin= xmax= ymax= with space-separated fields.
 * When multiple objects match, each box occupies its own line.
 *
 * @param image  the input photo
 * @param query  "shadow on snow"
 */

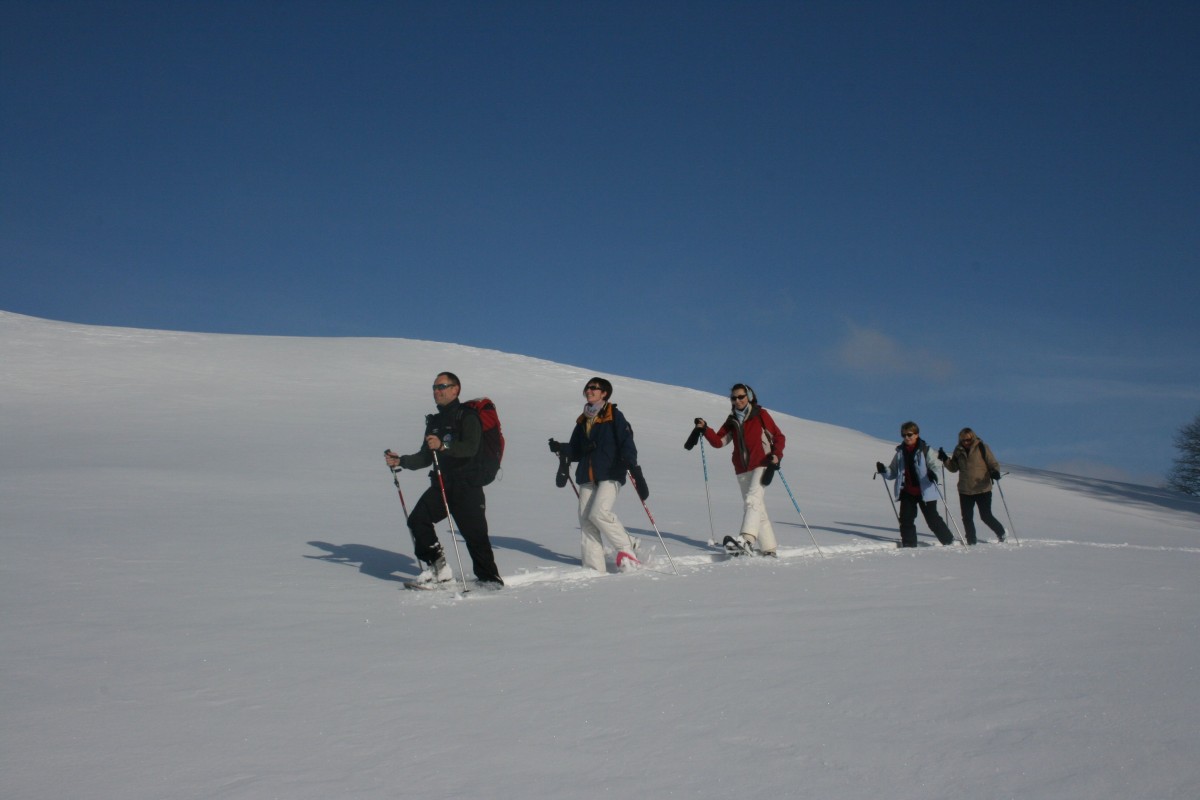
xmin=305 ymin=541 xmax=413 ymax=582
xmin=306 ymin=535 xmax=578 ymax=582
xmin=1006 ymin=466 xmax=1200 ymax=517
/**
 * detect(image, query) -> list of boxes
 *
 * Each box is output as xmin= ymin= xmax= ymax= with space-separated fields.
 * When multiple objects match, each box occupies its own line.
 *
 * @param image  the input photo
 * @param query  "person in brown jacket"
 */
xmin=937 ymin=427 xmax=1007 ymax=545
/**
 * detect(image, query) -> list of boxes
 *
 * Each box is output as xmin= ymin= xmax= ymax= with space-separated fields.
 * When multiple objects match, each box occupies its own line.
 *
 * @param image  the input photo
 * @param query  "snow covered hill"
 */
xmin=2 ymin=311 xmax=1197 ymax=800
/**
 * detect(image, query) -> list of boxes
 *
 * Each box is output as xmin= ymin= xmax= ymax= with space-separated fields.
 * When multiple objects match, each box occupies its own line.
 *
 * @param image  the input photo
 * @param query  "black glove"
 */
xmin=927 ymin=469 xmax=938 ymax=484
xmin=684 ymin=426 xmax=703 ymax=451
xmin=386 ymin=450 xmax=414 ymax=471
xmin=555 ymin=452 xmax=571 ymax=488
xmin=876 ymin=461 xmax=887 ymax=475
xmin=990 ymin=469 xmax=1001 ymax=481
xmin=548 ymin=438 xmax=564 ymax=454
xmin=629 ymin=466 xmax=649 ymax=501
xmin=937 ymin=447 xmax=948 ymax=463
xmin=762 ymin=462 xmax=778 ymax=486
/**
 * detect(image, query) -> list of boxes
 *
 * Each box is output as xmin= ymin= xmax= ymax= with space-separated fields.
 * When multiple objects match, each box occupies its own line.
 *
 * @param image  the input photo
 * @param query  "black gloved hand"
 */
xmin=684 ymin=426 xmax=703 ymax=451
xmin=548 ymin=438 xmax=563 ymax=454
xmin=937 ymin=447 xmax=948 ymax=463
xmin=927 ymin=469 xmax=938 ymax=484
xmin=386 ymin=449 xmax=414 ymax=471
xmin=990 ymin=469 xmax=1002 ymax=481
xmin=876 ymin=461 xmax=887 ymax=475
xmin=762 ymin=462 xmax=778 ymax=486
xmin=629 ymin=466 xmax=649 ymax=501
xmin=556 ymin=452 xmax=571 ymax=488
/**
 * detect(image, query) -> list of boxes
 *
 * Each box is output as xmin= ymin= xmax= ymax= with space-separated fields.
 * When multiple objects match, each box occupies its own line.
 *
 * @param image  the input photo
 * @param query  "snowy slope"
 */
xmin=2 ymin=311 xmax=1197 ymax=800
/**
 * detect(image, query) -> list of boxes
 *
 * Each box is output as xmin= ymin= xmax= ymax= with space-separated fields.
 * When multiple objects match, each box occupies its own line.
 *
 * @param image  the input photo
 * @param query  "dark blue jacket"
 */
xmin=565 ymin=403 xmax=638 ymax=485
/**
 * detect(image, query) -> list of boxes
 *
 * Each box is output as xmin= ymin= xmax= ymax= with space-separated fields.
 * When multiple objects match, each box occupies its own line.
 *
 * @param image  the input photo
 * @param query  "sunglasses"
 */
xmin=584 ymin=385 xmax=604 ymax=392
xmin=730 ymin=394 xmax=748 ymax=400
xmin=902 ymin=432 xmax=918 ymax=439
xmin=432 ymin=383 xmax=457 ymax=391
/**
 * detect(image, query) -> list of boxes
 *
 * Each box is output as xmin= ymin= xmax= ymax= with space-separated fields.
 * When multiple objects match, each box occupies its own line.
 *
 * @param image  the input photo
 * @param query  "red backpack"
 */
xmin=462 ymin=397 xmax=505 ymax=485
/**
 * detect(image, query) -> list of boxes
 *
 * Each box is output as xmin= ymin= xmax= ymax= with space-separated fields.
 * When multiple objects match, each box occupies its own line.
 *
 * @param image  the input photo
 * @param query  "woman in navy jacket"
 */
xmin=549 ymin=377 xmax=647 ymax=573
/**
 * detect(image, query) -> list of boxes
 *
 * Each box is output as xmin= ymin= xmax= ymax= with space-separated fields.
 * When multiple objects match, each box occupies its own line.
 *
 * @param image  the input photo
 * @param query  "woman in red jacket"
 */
xmin=695 ymin=384 xmax=785 ymax=556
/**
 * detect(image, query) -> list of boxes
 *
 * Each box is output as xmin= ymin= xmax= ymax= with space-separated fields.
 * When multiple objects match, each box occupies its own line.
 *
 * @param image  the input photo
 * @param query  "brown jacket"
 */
xmin=945 ymin=440 xmax=1001 ymax=495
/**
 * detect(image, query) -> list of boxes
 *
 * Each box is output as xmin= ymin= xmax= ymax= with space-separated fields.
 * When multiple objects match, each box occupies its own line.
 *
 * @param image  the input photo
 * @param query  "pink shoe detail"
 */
xmin=616 ymin=551 xmax=641 ymax=571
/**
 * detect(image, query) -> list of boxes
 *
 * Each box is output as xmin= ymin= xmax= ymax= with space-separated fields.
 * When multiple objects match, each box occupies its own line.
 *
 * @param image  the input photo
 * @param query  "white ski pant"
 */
xmin=737 ymin=467 xmax=777 ymax=552
xmin=578 ymin=480 xmax=637 ymax=572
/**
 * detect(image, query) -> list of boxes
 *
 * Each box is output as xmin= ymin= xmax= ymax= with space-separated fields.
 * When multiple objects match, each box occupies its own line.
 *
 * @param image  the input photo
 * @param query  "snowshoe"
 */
xmin=723 ymin=535 xmax=753 ymax=557
xmin=407 ymin=556 xmax=453 ymax=588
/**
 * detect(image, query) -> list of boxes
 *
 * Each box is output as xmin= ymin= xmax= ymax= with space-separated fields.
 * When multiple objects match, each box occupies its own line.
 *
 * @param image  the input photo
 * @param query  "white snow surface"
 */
xmin=2 ymin=310 xmax=1198 ymax=800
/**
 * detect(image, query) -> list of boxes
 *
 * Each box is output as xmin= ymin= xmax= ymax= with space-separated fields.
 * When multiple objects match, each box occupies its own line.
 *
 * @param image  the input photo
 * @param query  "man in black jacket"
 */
xmin=386 ymin=372 xmax=503 ymax=587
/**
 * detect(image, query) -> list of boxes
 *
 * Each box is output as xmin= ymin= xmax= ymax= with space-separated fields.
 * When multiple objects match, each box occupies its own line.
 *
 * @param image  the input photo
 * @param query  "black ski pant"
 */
xmin=958 ymin=491 xmax=1006 ymax=544
xmin=898 ymin=493 xmax=956 ymax=547
xmin=408 ymin=478 xmax=502 ymax=583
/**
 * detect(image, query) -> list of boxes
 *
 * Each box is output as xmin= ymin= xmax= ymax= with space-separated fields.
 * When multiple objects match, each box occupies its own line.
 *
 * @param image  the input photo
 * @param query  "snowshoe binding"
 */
xmin=723 ymin=535 xmax=754 ymax=557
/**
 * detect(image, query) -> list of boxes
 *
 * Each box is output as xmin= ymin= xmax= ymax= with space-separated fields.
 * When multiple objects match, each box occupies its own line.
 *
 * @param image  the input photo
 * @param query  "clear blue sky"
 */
xmin=3 ymin=0 xmax=1197 ymax=485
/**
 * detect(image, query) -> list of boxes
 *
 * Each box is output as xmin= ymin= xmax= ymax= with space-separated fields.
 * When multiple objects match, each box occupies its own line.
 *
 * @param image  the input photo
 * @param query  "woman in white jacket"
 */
xmin=876 ymin=421 xmax=956 ymax=548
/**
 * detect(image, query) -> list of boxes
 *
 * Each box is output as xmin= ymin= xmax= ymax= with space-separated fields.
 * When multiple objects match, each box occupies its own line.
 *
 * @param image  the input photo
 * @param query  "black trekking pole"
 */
xmin=384 ymin=450 xmax=422 ymax=560
xmin=930 ymin=477 xmax=966 ymax=545
xmin=384 ymin=451 xmax=410 ymax=521
xmin=431 ymin=451 xmax=471 ymax=593
xmin=873 ymin=471 xmax=902 ymax=546
xmin=699 ymin=441 xmax=718 ymax=547
xmin=994 ymin=479 xmax=1022 ymax=545
xmin=626 ymin=470 xmax=678 ymax=575
xmin=776 ymin=468 xmax=824 ymax=558
xmin=938 ymin=462 xmax=967 ymax=545
xmin=685 ymin=423 xmax=718 ymax=546
xmin=939 ymin=460 xmax=946 ymax=511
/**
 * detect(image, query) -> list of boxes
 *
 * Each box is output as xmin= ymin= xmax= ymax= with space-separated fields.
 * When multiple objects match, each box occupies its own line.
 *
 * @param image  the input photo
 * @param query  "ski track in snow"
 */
xmin=402 ymin=536 xmax=1200 ymax=603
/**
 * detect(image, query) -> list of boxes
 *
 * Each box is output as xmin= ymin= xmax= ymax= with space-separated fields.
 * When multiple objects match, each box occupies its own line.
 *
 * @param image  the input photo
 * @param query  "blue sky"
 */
xmin=3 ymin=0 xmax=1197 ymax=485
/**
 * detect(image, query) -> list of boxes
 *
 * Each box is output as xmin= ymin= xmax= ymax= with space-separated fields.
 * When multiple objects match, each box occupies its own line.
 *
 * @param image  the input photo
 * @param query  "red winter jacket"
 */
xmin=703 ymin=406 xmax=785 ymax=474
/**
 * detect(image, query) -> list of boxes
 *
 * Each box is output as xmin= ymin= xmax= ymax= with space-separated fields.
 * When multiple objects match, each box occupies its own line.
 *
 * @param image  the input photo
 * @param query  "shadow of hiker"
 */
xmin=813 ymin=523 xmax=899 ymax=545
xmin=488 ymin=535 xmax=578 ymax=566
xmin=627 ymin=526 xmax=712 ymax=550
xmin=775 ymin=519 xmax=908 ymax=545
xmin=830 ymin=520 xmax=952 ymax=546
xmin=306 ymin=541 xmax=414 ymax=582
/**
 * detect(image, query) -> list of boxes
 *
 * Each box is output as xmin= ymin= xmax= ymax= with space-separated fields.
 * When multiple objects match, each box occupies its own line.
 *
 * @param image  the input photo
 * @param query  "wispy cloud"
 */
xmin=832 ymin=323 xmax=955 ymax=381
xmin=988 ymin=341 xmax=1200 ymax=404
xmin=1003 ymin=375 xmax=1200 ymax=405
